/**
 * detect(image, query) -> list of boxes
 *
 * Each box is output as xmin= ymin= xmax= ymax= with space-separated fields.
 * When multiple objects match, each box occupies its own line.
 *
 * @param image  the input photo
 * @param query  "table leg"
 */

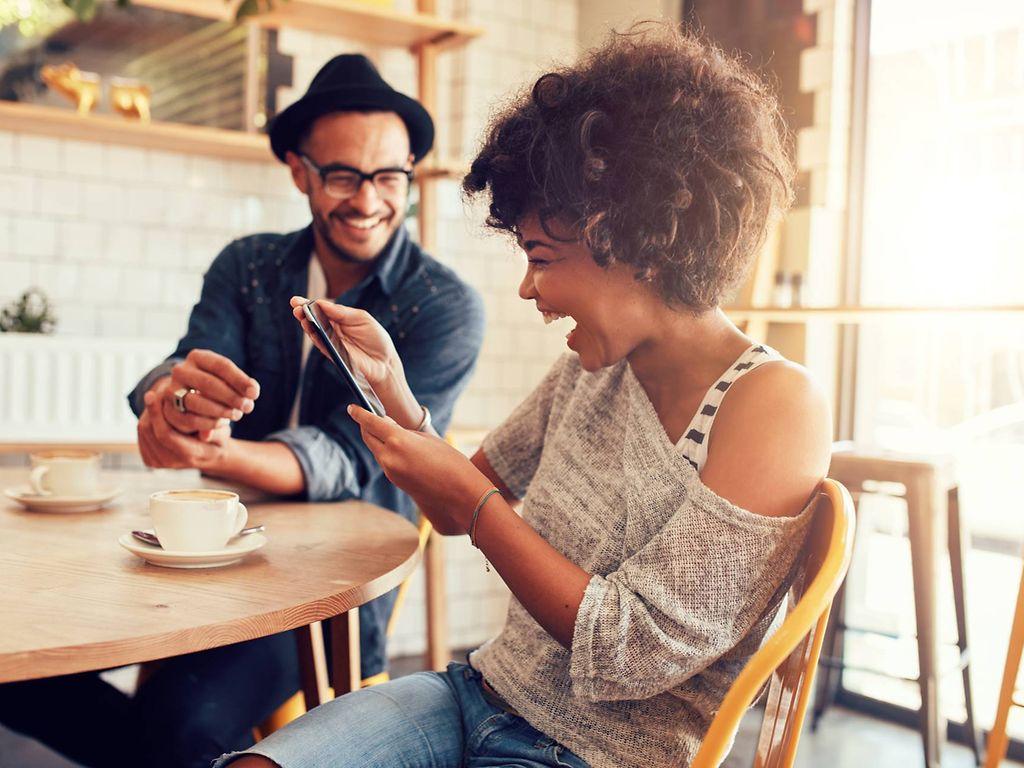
xmin=295 ymin=621 xmax=329 ymax=711
xmin=330 ymin=607 xmax=361 ymax=696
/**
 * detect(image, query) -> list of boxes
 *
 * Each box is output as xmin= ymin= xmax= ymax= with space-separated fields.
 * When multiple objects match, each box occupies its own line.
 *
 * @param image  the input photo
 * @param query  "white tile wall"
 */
xmin=0 ymin=0 xmax=580 ymax=662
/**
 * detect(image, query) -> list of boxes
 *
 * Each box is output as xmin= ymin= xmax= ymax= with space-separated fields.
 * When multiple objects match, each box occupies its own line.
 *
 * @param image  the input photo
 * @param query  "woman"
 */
xmin=217 ymin=24 xmax=831 ymax=768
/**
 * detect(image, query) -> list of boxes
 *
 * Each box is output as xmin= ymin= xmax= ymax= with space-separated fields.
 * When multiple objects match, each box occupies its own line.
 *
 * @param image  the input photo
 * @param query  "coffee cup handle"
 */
xmin=232 ymin=502 xmax=248 ymax=536
xmin=29 ymin=466 xmax=51 ymax=495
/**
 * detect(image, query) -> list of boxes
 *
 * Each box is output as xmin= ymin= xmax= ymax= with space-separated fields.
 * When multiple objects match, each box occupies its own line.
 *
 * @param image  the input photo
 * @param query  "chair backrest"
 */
xmin=690 ymin=479 xmax=855 ymax=768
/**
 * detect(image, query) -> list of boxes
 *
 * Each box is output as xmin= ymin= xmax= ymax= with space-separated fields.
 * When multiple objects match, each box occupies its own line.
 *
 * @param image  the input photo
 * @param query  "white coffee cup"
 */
xmin=29 ymin=450 xmax=102 ymax=496
xmin=149 ymin=489 xmax=248 ymax=552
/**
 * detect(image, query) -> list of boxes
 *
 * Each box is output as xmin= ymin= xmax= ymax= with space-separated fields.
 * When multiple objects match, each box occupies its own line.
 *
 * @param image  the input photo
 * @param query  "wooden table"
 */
xmin=0 ymin=467 xmax=420 ymax=705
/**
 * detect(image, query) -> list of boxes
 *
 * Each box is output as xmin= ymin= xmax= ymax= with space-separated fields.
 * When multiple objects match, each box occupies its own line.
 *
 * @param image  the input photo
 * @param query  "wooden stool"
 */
xmin=983 ymin=556 xmax=1024 ymax=767
xmin=813 ymin=448 xmax=982 ymax=768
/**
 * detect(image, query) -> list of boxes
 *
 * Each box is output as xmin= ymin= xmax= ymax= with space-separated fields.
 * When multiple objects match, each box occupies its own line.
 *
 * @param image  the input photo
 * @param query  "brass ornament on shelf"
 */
xmin=40 ymin=62 xmax=101 ymax=115
xmin=109 ymin=77 xmax=152 ymax=123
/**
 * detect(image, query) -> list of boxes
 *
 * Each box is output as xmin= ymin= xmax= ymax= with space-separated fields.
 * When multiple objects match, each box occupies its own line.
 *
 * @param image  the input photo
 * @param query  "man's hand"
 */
xmin=137 ymin=349 xmax=259 ymax=470
xmin=138 ymin=389 xmax=230 ymax=470
xmin=162 ymin=349 xmax=260 ymax=435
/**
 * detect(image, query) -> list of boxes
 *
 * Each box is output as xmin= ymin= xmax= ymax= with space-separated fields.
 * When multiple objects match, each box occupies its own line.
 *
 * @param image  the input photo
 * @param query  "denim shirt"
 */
xmin=128 ymin=225 xmax=485 ymax=521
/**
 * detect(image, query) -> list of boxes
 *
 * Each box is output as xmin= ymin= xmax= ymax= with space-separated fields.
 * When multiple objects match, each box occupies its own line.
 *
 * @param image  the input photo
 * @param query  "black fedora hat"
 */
xmin=269 ymin=54 xmax=434 ymax=163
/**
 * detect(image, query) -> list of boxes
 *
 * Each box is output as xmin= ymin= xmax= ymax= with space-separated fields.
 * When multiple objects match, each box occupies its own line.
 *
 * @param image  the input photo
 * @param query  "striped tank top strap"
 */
xmin=677 ymin=344 xmax=783 ymax=473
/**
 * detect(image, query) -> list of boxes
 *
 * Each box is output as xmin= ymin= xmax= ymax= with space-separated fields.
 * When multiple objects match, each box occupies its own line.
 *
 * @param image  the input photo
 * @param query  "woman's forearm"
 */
xmin=375 ymin=367 xmax=426 ymax=431
xmin=470 ymin=494 xmax=591 ymax=649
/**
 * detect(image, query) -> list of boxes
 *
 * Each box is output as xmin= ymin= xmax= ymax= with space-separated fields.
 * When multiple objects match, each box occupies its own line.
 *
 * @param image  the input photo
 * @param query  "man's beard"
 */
xmin=313 ymin=209 xmax=398 ymax=265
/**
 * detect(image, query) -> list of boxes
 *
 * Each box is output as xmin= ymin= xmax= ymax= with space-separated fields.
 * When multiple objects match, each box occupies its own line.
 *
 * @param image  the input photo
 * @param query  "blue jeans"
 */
xmin=213 ymin=662 xmax=590 ymax=768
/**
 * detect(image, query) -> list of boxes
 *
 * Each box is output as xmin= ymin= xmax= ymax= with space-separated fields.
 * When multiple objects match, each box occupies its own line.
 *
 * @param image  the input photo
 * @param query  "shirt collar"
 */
xmin=283 ymin=225 xmax=410 ymax=299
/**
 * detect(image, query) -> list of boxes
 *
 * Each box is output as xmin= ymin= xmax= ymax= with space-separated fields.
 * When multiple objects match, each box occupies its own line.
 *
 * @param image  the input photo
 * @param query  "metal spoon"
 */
xmin=131 ymin=525 xmax=265 ymax=549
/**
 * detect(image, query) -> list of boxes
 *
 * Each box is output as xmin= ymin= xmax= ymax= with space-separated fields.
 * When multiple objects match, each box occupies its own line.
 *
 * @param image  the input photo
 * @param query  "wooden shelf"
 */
xmin=1 ymin=101 xmax=471 ymax=172
xmin=131 ymin=0 xmax=484 ymax=51
xmin=725 ymin=306 xmax=1024 ymax=323
xmin=0 ymin=101 xmax=273 ymax=161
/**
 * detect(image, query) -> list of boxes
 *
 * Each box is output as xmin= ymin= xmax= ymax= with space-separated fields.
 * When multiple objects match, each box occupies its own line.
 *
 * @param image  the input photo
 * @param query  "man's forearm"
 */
xmin=205 ymin=438 xmax=305 ymax=496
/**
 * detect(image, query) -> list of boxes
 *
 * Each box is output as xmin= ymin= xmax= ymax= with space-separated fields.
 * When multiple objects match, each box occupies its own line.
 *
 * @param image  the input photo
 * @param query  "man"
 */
xmin=0 ymin=55 xmax=484 ymax=768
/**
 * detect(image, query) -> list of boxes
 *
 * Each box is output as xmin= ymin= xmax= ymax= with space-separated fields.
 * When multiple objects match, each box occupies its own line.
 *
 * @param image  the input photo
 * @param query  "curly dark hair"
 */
xmin=462 ymin=23 xmax=795 ymax=310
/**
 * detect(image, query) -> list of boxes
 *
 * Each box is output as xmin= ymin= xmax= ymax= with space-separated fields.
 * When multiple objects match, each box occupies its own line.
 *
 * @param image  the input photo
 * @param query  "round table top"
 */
xmin=0 ymin=467 xmax=420 ymax=683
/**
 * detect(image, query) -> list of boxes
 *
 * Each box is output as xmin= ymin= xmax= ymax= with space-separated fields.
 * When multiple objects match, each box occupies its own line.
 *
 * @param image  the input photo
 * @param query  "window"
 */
xmin=842 ymin=0 xmax=1024 ymax=743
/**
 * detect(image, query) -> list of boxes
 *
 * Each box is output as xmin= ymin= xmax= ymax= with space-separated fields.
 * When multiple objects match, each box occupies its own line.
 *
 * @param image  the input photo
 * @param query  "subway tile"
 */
xmin=150 ymin=150 xmax=191 ymax=186
xmin=122 ymin=266 xmax=167 ymax=305
xmin=105 ymin=225 xmax=146 ymax=264
xmin=15 ymin=135 xmax=61 ymax=173
xmin=77 ymin=264 xmax=123 ymax=302
xmin=62 ymin=140 xmax=105 ymax=177
xmin=0 ymin=259 xmax=33 ymax=295
xmin=162 ymin=188 xmax=203 ymax=227
xmin=187 ymin=156 xmax=226 ymax=191
xmin=0 ymin=132 xmax=13 ymax=168
xmin=0 ymin=214 xmax=10 ymax=255
xmin=98 ymin=306 xmax=141 ymax=338
xmin=36 ymin=178 xmax=82 ymax=218
xmin=80 ymin=181 xmax=126 ymax=223
xmin=52 ymin=304 xmax=96 ymax=336
xmin=34 ymin=262 xmax=80 ymax=302
xmin=160 ymin=271 xmax=204 ymax=309
xmin=0 ymin=172 xmax=35 ymax=214
xmin=124 ymin=186 xmax=166 ymax=226
xmin=143 ymin=228 xmax=186 ymax=267
xmin=104 ymin=146 xmax=149 ymax=182
xmin=223 ymin=160 xmax=266 ymax=193
xmin=61 ymin=221 xmax=105 ymax=262
xmin=12 ymin=217 xmax=57 ymax=259
xmin=141 ymin=307 xmax=189 ymax=340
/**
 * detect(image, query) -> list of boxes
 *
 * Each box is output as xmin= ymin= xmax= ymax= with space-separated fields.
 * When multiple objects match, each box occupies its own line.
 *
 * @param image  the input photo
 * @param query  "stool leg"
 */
xmin=908 ymin=475 xmax=944 ymax=768
xmin=984 ymin=563 xmax=1024 ymax=768
xmin=948 ymin=487 xmax=982 ymax=764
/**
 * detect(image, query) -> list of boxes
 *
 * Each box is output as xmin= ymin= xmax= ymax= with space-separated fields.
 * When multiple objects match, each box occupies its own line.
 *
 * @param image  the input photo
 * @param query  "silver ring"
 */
xmin=173 ymin=387 xmax=197 ymax=414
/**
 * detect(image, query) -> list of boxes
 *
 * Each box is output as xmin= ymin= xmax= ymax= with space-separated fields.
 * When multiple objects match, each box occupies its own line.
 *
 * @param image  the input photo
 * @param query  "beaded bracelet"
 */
xmin=469 ymin=487 xmax=501 ymax=570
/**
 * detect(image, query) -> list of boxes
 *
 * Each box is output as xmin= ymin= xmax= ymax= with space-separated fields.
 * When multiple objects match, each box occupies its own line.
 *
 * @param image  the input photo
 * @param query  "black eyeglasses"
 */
xmin=300 ymin=155 xmax=414 ymax=199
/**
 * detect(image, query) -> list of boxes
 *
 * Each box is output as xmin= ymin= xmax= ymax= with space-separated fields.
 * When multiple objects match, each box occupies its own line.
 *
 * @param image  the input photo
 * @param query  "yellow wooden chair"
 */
xmin=982 ymin=555 xmax=1024 ymax=768
xmin=691 ymin=478 xmax=855 ymax=768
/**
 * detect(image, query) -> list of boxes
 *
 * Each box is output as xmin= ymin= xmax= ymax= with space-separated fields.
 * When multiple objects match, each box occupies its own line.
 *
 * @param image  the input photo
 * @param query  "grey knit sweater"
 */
xmin=472 ymin=352 xmax=813 ymax=767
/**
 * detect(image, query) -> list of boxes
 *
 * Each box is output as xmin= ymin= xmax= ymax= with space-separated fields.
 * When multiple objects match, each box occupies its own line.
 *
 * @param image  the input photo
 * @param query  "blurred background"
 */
xmin=1 ymin=0 xmax=1023 ymax=765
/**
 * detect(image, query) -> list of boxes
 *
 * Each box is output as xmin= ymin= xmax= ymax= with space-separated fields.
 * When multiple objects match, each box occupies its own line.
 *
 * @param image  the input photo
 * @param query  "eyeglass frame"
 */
xmin=299 ymin=154 xmax=415 ymax=199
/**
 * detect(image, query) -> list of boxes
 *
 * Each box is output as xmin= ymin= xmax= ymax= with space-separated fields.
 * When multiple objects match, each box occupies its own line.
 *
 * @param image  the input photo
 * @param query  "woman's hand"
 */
xmin=289 ymin=296 xmax=399 ymax=388
xmin=348 ymin=405 xmax=494 ymax=535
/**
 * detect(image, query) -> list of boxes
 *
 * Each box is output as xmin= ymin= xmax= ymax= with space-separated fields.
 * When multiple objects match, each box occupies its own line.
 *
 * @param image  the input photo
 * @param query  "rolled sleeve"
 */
xmin=266 ymin=426 xmax=362 ymax=502
xmin=568 ymin=487 xmax=811 ymax=703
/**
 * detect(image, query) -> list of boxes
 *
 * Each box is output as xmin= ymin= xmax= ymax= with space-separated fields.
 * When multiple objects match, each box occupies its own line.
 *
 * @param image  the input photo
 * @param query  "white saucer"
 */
xmin=4 ymin=485 xmax=123 ymax=513
xmin=118 ymin=530 xmax=267 ymax=569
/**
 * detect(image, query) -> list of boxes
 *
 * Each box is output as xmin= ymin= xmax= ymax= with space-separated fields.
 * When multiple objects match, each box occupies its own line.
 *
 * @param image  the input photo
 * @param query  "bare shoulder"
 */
xmin=701 ymin=360 xmax=832 ymax=518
